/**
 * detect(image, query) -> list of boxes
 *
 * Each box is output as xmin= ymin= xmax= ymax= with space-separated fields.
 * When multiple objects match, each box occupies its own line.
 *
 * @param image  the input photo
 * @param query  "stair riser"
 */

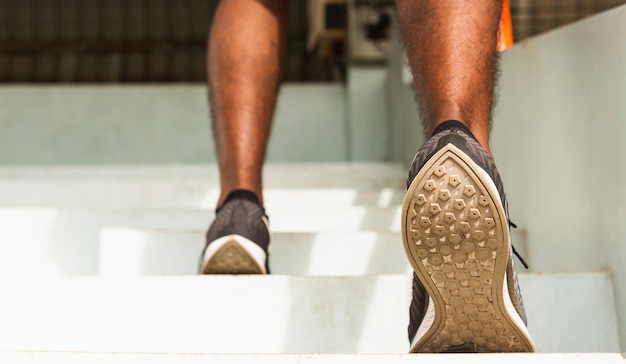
xmin=0 ymin=183 xmax=405 ymax=208
xmin=0 ymin=207 xmax=399 ymax=276
xmin=99 ymin=229 xmax=527 ymax=276
xmin=0 ymin=164 xmax=405 ymax=183
xmin=0 ymin=274 xmax=618 ymax=353
xmin=0 ymin=352 xmax=624 ymax=364
xmin=0 ymin=86 xmax=351 ymax=164
xmin=0 ymin=208 xmax=529 ymax=277
xmin=100 ymin=229 xmax=411 ymax=276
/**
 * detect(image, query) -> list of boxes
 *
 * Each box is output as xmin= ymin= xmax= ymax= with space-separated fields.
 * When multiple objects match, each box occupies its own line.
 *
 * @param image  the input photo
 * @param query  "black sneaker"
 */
xmin=401 ymin=120 xmax=535 ymax=352
xmin=200 ymin=190 xmax=271 ymax=274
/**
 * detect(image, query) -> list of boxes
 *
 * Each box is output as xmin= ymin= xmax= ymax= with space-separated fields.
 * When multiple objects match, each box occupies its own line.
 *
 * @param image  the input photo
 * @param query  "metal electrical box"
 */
xmin=347 ymin=0 xmax=393 ymax=62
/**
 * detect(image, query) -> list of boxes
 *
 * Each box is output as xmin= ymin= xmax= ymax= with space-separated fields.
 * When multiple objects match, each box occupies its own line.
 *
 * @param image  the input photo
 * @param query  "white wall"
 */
xmin=0 ymin=84 xmax=348 ymax=164
xmin=491 ymin=5 xmax=626 ymax=350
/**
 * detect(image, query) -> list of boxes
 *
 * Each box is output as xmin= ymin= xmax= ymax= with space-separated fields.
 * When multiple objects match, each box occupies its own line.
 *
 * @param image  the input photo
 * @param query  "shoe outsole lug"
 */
xmin=402 ymin=144 xmax=535 ymax=353
xmin=201 ymin=238 xmax=265 ymax=275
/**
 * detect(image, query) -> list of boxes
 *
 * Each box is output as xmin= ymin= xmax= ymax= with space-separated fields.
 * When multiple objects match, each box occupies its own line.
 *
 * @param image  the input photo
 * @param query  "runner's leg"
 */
xmin=395 ymin=0 xmax=501 ymax=156
xmin=208 ymin=0 xmax=291 ymax=207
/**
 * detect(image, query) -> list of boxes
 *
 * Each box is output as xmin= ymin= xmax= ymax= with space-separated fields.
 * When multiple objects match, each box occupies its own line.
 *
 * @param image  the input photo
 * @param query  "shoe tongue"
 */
xmin=431 ymin=120 xmax=473 ymax=138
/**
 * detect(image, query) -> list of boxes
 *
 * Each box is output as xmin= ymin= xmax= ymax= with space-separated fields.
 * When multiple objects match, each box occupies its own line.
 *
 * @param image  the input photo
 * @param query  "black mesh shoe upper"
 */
xmin=408 ymin=273 xmax=429 ymax=344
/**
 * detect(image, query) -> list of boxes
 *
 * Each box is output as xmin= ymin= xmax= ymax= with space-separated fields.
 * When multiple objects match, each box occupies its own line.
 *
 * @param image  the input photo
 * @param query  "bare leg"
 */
xmin=208 ymin=0 xmax=290 ymax=207
xmin=395 ymin=0 xmax=502 ymax=157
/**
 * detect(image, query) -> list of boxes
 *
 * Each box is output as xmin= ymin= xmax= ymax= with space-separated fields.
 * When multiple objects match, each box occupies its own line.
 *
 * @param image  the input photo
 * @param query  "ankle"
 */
xmin=217 ymin=188 xmax=264 ymax=210
xmin=431 ymin=119 xmax=493 ymax=160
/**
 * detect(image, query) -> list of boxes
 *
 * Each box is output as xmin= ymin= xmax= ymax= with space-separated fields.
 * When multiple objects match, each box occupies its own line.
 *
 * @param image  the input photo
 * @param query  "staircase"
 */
xmin=0 ymin=4 xmax=625 ymax=362
xmin=0 ymin=163 xmax=622 ymax=362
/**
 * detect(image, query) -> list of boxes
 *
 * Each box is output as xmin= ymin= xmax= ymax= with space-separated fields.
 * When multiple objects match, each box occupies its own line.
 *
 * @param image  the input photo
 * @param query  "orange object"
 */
xmin=497 ymin=0 xmax=514 ymax=51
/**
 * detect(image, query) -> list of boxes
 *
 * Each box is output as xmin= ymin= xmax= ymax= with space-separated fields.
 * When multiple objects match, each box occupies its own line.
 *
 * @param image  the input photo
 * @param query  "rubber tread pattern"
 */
xmin=405 ymin=121 xmax=528 ymax=340
xmin=201 ymin=239 xmax=264 ymax=274
xmin=403 ymin=144 xmax=534 ymax=352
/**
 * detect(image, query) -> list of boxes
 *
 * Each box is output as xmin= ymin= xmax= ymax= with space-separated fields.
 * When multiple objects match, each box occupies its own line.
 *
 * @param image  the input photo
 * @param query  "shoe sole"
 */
xmin=200 ymin=237 xmax=266 ymax=275
xmin=401 ymin=144 xmax=535 ymax=353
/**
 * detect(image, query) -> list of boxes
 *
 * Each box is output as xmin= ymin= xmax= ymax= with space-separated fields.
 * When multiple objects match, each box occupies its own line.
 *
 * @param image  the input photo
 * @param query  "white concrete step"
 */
xmin=0 ymin=273 xmax=618 ymax=353
xmin=0 ymin=163 xmax=406 ymax=188
xmin=0 ymin=183 xmax=405 ymax=208
xmin=0 ymin=352 xmax=624 ymax=364
xmin=100 ymin=229 xmax=411 ymax=276
xmin=99 ymin=228 xmax=527 ymax=276
xmin=0 ymin=165 xmax=406 ymax=209
xmin=0 ymin=207 xmax=400 ymax=276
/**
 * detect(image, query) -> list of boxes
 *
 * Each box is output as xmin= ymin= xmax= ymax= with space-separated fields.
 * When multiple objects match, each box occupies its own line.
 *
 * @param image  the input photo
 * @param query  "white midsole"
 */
xmin=502 ymin=269 xmax=533 ymax=341
xmin=410 ymin=297 xmax=435 ymax=349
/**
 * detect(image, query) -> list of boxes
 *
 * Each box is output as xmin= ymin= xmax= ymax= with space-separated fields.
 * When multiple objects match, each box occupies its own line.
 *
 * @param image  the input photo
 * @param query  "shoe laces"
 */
xmin=508 ymin=220 xmax=529 ymax=269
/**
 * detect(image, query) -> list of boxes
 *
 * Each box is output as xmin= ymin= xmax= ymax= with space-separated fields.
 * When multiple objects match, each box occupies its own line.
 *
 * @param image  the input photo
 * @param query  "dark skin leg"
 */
xmin=207 ymin=0 xmax=290 ymax=208
xmin=395 ymin=0 xmax=502 ymax=158
xmin=208 ymin=0 xmax=500 ymax=209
